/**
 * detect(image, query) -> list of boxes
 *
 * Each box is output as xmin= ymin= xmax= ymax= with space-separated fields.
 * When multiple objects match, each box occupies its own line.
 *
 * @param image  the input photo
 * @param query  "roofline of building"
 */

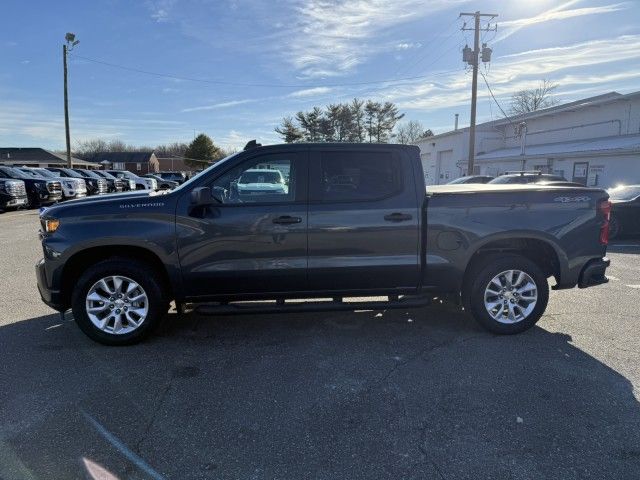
xmin=413 ymin=90 xmax=640 ymax=144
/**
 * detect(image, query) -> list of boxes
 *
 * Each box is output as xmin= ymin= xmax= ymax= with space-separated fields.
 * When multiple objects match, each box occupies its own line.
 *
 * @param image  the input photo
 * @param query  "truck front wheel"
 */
xmin=71 ymin=258 xmax=168 ymax=345
xmin=464 ymin=254 xmax=549 ymax=334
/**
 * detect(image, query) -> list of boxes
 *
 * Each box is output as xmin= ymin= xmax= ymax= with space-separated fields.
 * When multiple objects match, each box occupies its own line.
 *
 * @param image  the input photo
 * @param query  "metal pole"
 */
xmin=63 ymin=44 xmax=72 ymax=168
xmin=467 ymin=11 xmax=480 ymax=176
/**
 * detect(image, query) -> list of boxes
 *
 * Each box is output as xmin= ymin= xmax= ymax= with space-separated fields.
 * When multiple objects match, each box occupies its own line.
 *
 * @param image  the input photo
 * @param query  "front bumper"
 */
xmin=578 ymin=257 xmax=610 ymax=288
xmin=1 ymin=196 xmax=28 ymax=208
xmin=36 ymin=258 xmax=65 ymax=311
xmin=40 ymin=193 xmax=63 ymax=205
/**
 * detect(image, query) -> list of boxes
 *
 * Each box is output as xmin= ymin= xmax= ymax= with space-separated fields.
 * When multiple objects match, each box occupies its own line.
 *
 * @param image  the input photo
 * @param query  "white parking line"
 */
xmin=81 ymin=410 xmax=165 ymax=480
xmin=625 ymin=285 xmax=640 ymax=289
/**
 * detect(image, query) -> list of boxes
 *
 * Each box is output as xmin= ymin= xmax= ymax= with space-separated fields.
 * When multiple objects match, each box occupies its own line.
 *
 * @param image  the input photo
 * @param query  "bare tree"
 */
xmin=394 ymin=120 xmax=433 ymax=144
xmin=509 ymin=80 xmax=560 ymax=115
xmin=155 ymin=142 xmax=189 ymax=158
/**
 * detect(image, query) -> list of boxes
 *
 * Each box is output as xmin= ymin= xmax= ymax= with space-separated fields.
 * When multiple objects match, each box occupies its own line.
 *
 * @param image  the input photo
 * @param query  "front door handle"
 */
xmin=273 ymin=215 xmax=302 ymax=225
xmin=384 ymin=212 xmax=413 ymax=222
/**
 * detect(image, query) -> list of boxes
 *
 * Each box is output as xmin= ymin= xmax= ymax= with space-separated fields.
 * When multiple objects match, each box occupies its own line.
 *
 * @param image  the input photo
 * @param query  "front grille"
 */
xmin=97 ymin=179 xmax=108 ymax=193
xmin=46 ymin=181 xmax=62 ymax=194
xmin=6 ymin=180 xmax=26 ymax=196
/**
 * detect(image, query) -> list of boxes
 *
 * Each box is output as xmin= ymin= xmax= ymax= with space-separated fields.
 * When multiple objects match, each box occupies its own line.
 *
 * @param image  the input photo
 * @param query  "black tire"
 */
xmin=464 ymin=254 xmax=549 ymax=335
xmin=609 ymin=215 xmax=621 ymax=240
xmin=71 ymin=258 xmax=169 ymax=345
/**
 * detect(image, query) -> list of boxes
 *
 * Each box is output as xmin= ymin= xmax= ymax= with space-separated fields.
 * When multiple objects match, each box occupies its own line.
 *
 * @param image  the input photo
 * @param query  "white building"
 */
xmin=415 ymin=91 xmax=640 ymax=188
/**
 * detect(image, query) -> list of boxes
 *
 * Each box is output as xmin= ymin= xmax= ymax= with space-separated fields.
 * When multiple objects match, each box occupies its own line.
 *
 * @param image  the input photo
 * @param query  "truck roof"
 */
xmin=244 ymin=142 xmax=420 ymax=153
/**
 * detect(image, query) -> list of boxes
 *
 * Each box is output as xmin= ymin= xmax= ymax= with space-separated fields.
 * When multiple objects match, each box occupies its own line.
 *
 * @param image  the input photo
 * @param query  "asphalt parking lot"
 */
xmin=0 ymin=209 xmax=639 ymax=480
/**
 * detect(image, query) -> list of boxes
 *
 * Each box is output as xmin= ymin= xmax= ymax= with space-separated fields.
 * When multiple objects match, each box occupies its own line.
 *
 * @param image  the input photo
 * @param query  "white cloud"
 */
xmin=288 ymin=87 xmax=332 ymax=98
xmin=497 ymin=1 xmax=628 ymax=42
xmin=286 ymin=0 xmax=465 ymax=77
xmin=396 ymin=42 xmax=422 ymax=50
xmin=146 ymin=0 xmax=175 ymax=23
xmin=181 ymin=99 xmax=256 ymax=113
xmin=217 ymin=130 xmax=249 ymax=151
xmin=361 ymin=34 xmax=640 ymax=113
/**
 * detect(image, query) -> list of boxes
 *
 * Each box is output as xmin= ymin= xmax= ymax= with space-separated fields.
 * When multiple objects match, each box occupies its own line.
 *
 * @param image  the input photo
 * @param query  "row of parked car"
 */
xmin=0 ymin=167 xmax=188 ymax=211
xmin=446 ymin=171 xmax=585 ymax=186
xmin=445 ymin=171 xmax=640 ymax=239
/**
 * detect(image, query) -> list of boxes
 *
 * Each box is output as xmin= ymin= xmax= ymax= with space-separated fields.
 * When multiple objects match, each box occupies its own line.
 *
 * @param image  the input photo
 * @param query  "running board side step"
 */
xmin=194 ymin=295 xmax=432 ymax=316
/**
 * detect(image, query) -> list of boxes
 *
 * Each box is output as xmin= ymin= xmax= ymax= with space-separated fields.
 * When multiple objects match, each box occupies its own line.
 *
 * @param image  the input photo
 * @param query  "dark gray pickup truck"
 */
xmin=36 ymin=143 xmax=611 ymax=345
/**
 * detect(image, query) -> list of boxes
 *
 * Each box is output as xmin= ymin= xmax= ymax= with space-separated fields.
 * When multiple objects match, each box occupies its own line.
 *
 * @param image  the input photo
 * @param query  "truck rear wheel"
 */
xmin=71 ymin=258 xmax=168 ymax=345
xmin=464 ymin=254 xmax=549 ymax=334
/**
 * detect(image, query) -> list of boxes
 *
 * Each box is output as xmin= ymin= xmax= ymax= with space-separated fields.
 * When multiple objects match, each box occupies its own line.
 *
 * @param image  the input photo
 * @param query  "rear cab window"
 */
xmin=311 ymin=150 xmax=404 ymax=202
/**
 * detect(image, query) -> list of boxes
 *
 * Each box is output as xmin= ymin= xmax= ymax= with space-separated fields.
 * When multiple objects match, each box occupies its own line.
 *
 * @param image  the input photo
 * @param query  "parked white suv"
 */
xmin=106 ymin=170 xmax=157 ymax=190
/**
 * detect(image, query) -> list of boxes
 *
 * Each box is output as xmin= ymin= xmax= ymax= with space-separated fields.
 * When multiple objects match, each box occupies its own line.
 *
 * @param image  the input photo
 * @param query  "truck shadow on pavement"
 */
xmin=1 ymin=305 xmax=639 ymax=479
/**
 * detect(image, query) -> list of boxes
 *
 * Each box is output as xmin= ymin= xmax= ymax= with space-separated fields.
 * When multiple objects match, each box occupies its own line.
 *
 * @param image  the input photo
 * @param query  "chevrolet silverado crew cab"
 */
xmin=36 ymin=143 xmax=611 ymax=345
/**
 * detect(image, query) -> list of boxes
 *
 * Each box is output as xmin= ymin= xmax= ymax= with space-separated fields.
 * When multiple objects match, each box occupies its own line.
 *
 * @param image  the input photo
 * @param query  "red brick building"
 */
xmin=85 ymin=151 xmax=159 ymax=174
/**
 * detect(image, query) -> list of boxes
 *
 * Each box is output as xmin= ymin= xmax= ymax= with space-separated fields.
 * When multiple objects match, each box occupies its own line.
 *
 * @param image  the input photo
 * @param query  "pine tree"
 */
xmin=275 ymin=117 xmax=304 ymax=143
xmin=184 ymin=133 xmax=223 ymax=168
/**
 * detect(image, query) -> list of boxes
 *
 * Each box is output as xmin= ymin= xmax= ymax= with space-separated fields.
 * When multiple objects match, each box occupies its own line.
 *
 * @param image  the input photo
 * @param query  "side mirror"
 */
xmin=190 ymin=186 xmax=221 ymax=206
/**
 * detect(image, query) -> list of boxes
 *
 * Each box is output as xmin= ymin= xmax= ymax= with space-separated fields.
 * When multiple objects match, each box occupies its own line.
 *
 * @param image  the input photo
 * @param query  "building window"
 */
xmin=136 ymin=163 xmax=141 ymax=171
xmin=113 ymin=162 xmax=125 ymax=170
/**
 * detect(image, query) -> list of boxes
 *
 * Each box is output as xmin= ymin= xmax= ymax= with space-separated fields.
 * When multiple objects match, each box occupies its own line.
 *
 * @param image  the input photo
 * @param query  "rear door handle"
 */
xmin=384 ymin=212 xmax=413 ymax=222
xmin=273 ymin=215 xmax=302 ymax=225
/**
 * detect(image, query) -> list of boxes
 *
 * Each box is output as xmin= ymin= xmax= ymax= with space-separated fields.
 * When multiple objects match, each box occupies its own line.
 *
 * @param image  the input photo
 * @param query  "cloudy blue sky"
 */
xmin=1 ymin=0 xmax=639 ymax=150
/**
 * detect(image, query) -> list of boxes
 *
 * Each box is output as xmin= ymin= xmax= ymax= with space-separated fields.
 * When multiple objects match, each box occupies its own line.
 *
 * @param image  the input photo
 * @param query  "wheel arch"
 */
xmin=462 ymin=235 xmax=564 ymax=296
xmin=60 ymin=245 xmax=174 ymax=307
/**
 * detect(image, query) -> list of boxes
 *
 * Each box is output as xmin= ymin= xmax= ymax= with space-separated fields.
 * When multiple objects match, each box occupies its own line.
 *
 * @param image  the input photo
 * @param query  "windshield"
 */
xmin=488 ymin=176 xmax=524 ymax=184
xmin=608 ymin=185 xmax=640 ymax=201
xmin=57 ymin=168 xmax=84 ymax=178
xmin=78 ymin=170 xmax=102 ymax=179
xmin=0 ymin=166 xmax=29 ymax=179
xmin=18 ymin=168 xmax=42 ymax=178
xmin=172 ymin=152 xmax=241 ymax=193
xmin=448 ymin=176 xmax=470 ymax=184
xmin=488 ymin=175 xmax=564 ymax=184
xmin=33 ymin=168 xmax=56 ymax=178
xmin=239 ymin=170 xmax=283 ymax=184
xmin=94 ymin=170 xmax=116 ymax=179
xmin=109 ymin=171 xmax=137 ymax=180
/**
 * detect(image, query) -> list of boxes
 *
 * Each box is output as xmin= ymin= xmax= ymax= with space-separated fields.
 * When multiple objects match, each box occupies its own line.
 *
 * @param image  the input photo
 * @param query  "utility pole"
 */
xmin=63 ymin=33 xmax=79 ymax=168
xmin=460 ymin=12 xmax=497 ymax=175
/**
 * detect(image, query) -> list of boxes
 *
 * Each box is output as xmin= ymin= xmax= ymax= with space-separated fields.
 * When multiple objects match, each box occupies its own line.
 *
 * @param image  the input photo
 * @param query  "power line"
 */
xmin=479 ymin=70 xmax=517 ymax=128
xmin=71 ymin=53 xmax=464 ymax=89
xmin=392 ymin=16 xmax=462 ymax=78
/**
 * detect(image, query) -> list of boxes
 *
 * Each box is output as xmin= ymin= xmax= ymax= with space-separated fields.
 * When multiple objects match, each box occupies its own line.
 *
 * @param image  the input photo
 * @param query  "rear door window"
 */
xmin=315 ymin=151 xmax=402 ymax=202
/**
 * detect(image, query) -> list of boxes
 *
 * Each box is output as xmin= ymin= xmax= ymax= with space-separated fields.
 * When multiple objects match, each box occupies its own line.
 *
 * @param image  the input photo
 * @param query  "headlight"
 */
xmin=129 ymin=180 xmax=136 ymax=189
xmin=43 ymin=218 xmax=60 ymax=233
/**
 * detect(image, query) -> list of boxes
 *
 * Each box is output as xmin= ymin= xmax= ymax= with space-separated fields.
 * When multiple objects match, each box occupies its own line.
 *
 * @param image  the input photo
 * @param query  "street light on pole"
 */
xmin=63 ymin=33 xmax=79 ymax=168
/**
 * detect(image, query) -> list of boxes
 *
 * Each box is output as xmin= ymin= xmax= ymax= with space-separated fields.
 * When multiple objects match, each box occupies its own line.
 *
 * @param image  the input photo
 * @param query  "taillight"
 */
xmin=598 ymin=199 xmax=611 ymax=245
